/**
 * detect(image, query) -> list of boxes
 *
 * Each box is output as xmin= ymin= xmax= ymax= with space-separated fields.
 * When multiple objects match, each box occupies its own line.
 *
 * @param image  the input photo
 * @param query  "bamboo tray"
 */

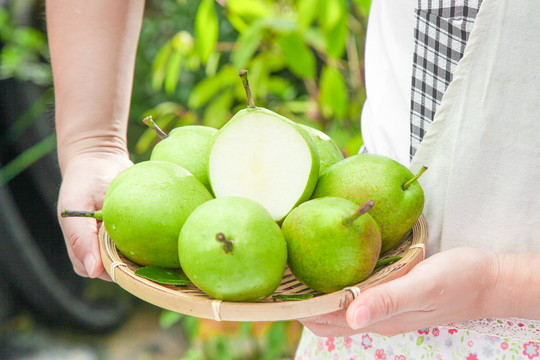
xmin=99 ymin=215 xmax=427 ymax=322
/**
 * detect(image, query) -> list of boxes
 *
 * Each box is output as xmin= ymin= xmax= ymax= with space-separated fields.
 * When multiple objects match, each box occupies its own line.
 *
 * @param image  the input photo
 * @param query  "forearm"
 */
xmin=488 ymin=251 xmax=540 ymax=320
xmin=46 ymin=0 xmax=145 ymax=173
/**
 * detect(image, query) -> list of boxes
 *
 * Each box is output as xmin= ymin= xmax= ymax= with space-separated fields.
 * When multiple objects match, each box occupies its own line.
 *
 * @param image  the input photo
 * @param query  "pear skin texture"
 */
xmin=178 ymin=196 xmax=287 ymax=302
xmin=299 ymin=124 xmax=344 ymax=175
xmin=312 ymin=154 xmax=424 ymax=253
xmin=150 ymin=125 xmax=218 ymax=191
xmin=281 ymin=197 xmax=381 ymax=294
xmin=102 ymin=161 xmax=213 ymax=268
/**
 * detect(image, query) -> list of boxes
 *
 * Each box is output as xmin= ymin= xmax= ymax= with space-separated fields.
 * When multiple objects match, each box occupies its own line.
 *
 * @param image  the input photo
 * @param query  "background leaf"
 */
xmin=195 ymin=0 xmax=219 ymax=63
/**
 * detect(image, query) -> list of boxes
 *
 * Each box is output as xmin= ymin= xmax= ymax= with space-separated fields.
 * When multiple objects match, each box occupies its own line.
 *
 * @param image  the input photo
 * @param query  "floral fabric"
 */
xmin=295 ymin=327 xmax=540 ymax=360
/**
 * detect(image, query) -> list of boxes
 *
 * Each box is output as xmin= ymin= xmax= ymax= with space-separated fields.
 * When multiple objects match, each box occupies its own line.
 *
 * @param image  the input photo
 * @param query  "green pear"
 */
xmin=145 ymin=116 xmax=217 ymax=191
xmin=312 ymin=154 xmax=427 ymax=253
xmin=207 ymin=70 xmax=319 ymax=221
xmin=178 ymin=196 xmax=287 ymax=302
xmin=298 ymin=124 xmax=344 ymax=174
xmin=281 ymin=197 xmax=381 ymax=293
xmin=62 ymin=161 xmax=213 ymax=268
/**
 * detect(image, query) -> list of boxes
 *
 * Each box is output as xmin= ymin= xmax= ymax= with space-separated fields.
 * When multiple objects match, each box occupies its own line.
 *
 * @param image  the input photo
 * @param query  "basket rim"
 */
xmin=99 ymin=215 xmax=428 ymax=322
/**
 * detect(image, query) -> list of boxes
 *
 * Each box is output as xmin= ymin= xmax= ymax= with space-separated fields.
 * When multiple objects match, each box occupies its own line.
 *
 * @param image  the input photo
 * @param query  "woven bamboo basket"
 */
xmin=99 ymin=215 xmax=427 ymax=322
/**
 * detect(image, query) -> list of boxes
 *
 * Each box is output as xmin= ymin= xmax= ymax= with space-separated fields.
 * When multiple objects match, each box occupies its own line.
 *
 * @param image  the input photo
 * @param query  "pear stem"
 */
xmin=403 ymin=166 xmax=428 ymax=190
xmin=143 ymin=115 xmax=168 ymax=139
xmin=343 ymin=200 xmax=375 ymax=226
xmin=238 ymin=69 xmax=256 ymax=109
xmin=216 ymin=233 xmax=234 ymax=254
xmin=61 ymin=209 xmax=103 ymax=221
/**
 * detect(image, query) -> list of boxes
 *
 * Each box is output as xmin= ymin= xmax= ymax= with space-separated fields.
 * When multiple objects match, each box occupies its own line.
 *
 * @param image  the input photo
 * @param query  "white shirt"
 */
xmin=360 ymin=0 xmax=416 ymax=166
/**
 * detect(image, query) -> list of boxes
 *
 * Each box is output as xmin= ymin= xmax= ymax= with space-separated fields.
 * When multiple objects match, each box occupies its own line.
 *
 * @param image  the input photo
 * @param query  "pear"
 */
xmin=207 ymin=70 xmax=319 ymax=221
xmin=281 ymin=197 xmax=381 ymax=293
xmin=62 ymin=161 xmax=213 ymax=268
xmin=312 ymin=154 xmax=427 ymax=253
xmin=298 ymin=124 xmax=344 ymax=175
xmin=178 ymin=196 xmax=287 ymax=302
xmin=144 ymin=116 xmax=217 ymax=191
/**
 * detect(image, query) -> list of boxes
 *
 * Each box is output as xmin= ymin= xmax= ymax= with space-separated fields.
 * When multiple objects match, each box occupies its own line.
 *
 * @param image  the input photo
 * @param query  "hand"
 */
xmin=57 ymin=152 xmax=132 ymax=280
xmin=300 ymin=248 xmax=500 ymax=337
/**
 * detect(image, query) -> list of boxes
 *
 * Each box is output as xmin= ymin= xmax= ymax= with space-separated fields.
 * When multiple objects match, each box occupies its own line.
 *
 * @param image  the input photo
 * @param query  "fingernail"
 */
xmin=84 ymin=255 xmax=96 ymax=278
xmin=350 ymin=305 xmax=370 ymax=329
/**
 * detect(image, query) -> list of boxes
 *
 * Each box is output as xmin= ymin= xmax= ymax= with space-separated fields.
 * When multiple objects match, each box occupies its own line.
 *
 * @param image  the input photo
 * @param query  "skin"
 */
xmin=48 ymin=0 xmax=145 ymax=279
xmin=48 ymin=0 xmax=540 ymax=341
xmin=301 ymin=248 xmax=540 ymax=337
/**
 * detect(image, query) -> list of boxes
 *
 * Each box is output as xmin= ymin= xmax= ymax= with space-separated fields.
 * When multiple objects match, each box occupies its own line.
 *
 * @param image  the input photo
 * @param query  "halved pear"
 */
xmin=208 ymin=70 xmax=319 ymax=221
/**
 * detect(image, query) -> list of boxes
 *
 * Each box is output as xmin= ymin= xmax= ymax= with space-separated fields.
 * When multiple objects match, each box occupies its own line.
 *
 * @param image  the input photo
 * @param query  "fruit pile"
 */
xmin=63 ymin=70 xmax=426 ymax=302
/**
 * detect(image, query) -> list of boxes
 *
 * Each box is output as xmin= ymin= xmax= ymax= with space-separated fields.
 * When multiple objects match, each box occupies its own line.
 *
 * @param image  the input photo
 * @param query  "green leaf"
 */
xmin=152 ymin=41 xmax=173 ymax=91
xmin=227 ymin=0 xmax=273 ymax=20
xmin=164 ymin=47 xmax=183 ymax=94
xmin=134 ymin=266 xmax=193 ymax=286
xmin=195 ymin=0 xmax=219 ymax=64
xmin=318 ymin=0 xmax=346 ymax=31
xmin=277 ymin=31 xmax=316 ymax=79
xmin=318 ymin=66 xmax=348 ymax=119
xmin=416 ymin=336 xmax=424 ymax=345
xmin=272 ymin=293 xmax=314 ymax=301
xmin=0 ymin=133 xmax=56 ymax=186
xmin=232 ymin=19 xmax=265 ymax=70
xmin=202 ymin=90 xmax=235 ymax=129
xmin=188 ymin=66 xmax=237 ymax=109
xmin=296 ymin=0 xmax=319 ymax=29
xmin=324 ymin=15 xmax=348 ymax=59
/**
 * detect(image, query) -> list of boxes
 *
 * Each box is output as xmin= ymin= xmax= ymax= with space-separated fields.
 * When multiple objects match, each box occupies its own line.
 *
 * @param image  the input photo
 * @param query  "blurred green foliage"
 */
xmin=130 ymin=0 xmax=370 ymax=162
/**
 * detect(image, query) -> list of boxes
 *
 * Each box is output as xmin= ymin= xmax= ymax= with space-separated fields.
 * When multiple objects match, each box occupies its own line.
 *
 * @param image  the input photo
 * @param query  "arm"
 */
xmin=301 ymin=248 xmax=540 ymax=337
xmin=47 ymin=0 xmax=145 ymax=279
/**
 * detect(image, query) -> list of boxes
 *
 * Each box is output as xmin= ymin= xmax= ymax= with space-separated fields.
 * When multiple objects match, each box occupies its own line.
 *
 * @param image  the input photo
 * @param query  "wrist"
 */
xmin=57 ymin=133 xmax=130 ymax=175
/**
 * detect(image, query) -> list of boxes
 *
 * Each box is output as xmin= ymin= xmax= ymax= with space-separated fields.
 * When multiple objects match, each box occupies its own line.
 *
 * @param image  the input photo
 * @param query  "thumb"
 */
xmin=346 ymin=273 xmax=425 ymax=329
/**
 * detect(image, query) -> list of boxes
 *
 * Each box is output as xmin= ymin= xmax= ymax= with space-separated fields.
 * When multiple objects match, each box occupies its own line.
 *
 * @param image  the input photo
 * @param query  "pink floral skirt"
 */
xmin=295 ymin=326 xmax=540 ymax=360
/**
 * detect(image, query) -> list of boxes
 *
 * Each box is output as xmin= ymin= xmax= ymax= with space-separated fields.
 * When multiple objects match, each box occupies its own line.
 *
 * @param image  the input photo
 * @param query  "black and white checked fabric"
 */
xmin=409 ymin=0 xmax=483 ymax=158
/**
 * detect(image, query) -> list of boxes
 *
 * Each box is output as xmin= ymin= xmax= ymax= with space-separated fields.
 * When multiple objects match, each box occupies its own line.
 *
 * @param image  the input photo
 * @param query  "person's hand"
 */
xmin=299 ymin=247 xmax=501 ymax=337
xmin=57 ymin=152 xmax=132 ymax=280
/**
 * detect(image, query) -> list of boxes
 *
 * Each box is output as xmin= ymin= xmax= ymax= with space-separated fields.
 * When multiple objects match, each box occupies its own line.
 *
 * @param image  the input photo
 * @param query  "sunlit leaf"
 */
xmin=195 ymin=0 xmax=219 ymax=64
xmin=164 ymin=47 xmax=183 ymax=94
xmin=227 ymin=0 xmax=273 ymax=20
xmin=318 ymin=0 xmax=346 ymax=31
xmin=202 ymin=90 xmax=235 ymax=129
xmin=152 ymin=41 xmax=173 ymax=91
xmin=232 ymin=19 xmax=265 ymax=70
xmin=324 ymin=16 xmax=348 ymax=59
xmin=319 ymin=65 xmax=348 ymax=119
xmin=296 ymin=0 xmax=319 ymax=29
xmin=277 ymin=31 xmax=316 ymax=79
xmin=188 ymin=66 xmax=237 ymax=109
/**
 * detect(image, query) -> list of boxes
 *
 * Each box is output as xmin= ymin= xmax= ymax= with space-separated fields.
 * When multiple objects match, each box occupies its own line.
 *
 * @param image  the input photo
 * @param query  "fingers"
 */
xmin=345 ymin=268 xmax=435 ymax=330
xmin=59 ymin=215 xmax=106 ymax=278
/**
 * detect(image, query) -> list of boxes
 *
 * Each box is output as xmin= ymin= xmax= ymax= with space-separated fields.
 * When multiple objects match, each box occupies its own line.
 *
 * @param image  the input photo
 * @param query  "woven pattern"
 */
xmin=99 ymin=217 xmax=427 ymax=322
xmin=410 ymin=0 xmax=483 ymax=158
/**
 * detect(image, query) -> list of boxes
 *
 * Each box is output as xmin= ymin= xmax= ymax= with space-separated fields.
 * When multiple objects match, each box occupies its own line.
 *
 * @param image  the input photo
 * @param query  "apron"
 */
xmin=295 ymin=0 xmax=540 ymax=358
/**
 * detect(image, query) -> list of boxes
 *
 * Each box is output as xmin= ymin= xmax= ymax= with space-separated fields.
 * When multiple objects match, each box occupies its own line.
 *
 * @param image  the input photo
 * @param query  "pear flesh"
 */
xmin=208 ymin=71 xmax=319 ymax=222
xmin=281 ymin=197 xmax=381 ymax=293
xmin=178 ymin=196 xmax=287 ymax=302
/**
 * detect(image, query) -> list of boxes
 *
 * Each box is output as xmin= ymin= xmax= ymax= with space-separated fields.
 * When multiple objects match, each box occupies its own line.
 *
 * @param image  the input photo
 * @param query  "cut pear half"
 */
xmin=208 ymin=109 xmax=319 ymax=221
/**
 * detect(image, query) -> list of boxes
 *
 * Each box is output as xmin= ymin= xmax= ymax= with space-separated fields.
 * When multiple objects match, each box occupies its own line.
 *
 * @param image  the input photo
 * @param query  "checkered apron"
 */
xmin=409 ymin=0 xmax=483 ymax=159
